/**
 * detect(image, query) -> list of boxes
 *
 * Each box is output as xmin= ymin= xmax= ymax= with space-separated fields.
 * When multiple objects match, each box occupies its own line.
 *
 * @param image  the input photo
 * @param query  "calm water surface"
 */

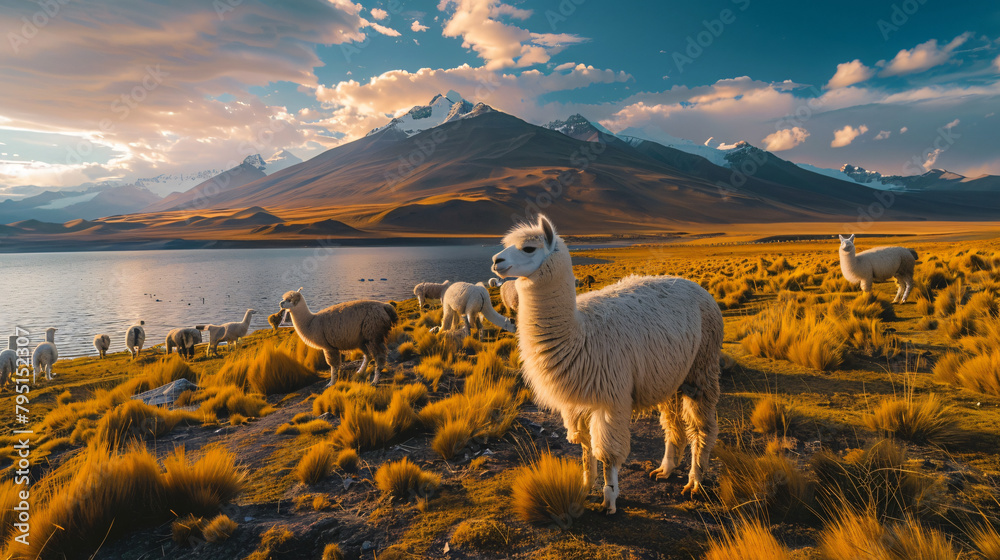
xmin=0 ymin=245 xmax=502 ymax=357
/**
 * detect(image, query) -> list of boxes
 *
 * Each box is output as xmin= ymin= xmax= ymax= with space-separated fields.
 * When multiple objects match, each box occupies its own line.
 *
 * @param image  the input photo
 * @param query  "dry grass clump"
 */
xmin=704 ymin=519 xmax=792 ymax=560
xmin=322 ymin=543 xmax=346 ymax=560
xmin=413 ymin=325 xmax=459 ymax=360
xmin=740 ymin=303 xmax=844 ymax=371
xmin=245 ymin=525 xmax=295 ymax=560
xmin=26 ymin=445 xmax=244 ymax=558
xmin=432 ymin=418 xmax=475 ymax=460
xmin=968 ymin=523 xmax=1000 ymax=560
xmin=419 ymin=374 xmax=523 ymax=444
xmin=934 ymin=281 xmax=965 ymax=317
xmin=415 ymin=355 xmax=448 ymax=390
xmin=196 ymin=384 xmax=274 ymax=418
xmin=94 ymin=399 xmax=201 ymax=450
xmin=202 ymin=513 xmax=238 ymax=543
xmin=397 ymin=341 xmax=418 ymax=360
xmin=278 ymin=334 xmax=329 ymax=371
xmin=210 ymin=346 xmax=317 ymax=394
xmin=716 ymin=446 xmax=813 ymax=521
xmin=312 ymin=381 xmax=394 ymax=415
xmin=818 ymin=511 xmax=958 ymax=560
xmin=276 ymin=418 xmax=333 ymax=436
xmin=296 ymin=443 xmax=335 ymax=485
xmin=0 ymin=480 xmax=21 ymax=545
xmin=512 ymin=453 xmax=588 ymax=528
xmin=336 ymin=448 xmax=360 ymax=473
xmin=865 ymin=394 xmax=962 ymax=447
xmin=750 ymin=397 xmax=795 ymax=435
xmin=172 ymin=514 xmax=206 ymax=545
xmin=144 ymin=354 xmax=199 ymax=386
xmin=328 ymin=402 xmax=395 ymax=450
xmin=374 ymin=457 xmax=441 ymax=501
xmin=810 ymin=439 xmax=945 ymax=519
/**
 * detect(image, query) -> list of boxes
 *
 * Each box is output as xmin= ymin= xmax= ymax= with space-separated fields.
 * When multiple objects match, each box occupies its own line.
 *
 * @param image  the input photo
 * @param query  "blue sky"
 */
xmin=0 ymin=0 xmax=997 ymax=192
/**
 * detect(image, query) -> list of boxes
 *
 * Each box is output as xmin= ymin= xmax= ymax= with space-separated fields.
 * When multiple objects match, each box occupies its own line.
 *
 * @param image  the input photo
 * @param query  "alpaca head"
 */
xmin=279 ymin=290 xmax=304 ymax=310
xmin=839 ymin=234 xmax=856 ymax=253
xmin=492 ymin=215 xmax=558 ymax=279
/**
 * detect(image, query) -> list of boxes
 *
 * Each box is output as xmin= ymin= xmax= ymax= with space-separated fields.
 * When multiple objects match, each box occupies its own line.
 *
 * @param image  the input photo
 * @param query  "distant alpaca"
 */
xmin=196 ymin=324 xmax=226 ymax=356
xmin=197 ymin=309 xmax=256 ymax=355
xmin=581 ymin=274 xmax=596 ymax=288
xmin=838 ymin=234 xmax=918 ymax=303
xmin=492 ymin=216 xmax=722 ymax=513
xmin=32 ymin=328 xmax=59 ymax=381
xmin=500 ymin=280 xmax=518 ymax=315
xmin=413 ymin=280 xmax=450 ymax=309
xmin=488 ymin=278 xmax=501 ymax=288
xmin=0 ymin=336 xmax=17 ymax=387
xmin=267 ymin=310 xmax=288 ymax=331
xmin=93 ymin=334 xmax=110 ymax=359
xmin=126 ymin=321 xmax=146 ymax=359
xmin=166 ymin=328 xmax=202 ymax=359
xmin=279 ymin=290 xmax=399 ymax=386
xmin=432 ymin=282 xmax=514 ymax=335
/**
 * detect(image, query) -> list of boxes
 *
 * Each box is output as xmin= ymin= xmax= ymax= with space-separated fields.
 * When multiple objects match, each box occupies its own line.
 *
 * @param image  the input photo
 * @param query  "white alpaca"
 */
xmin=0 ymin=335 xmax=17 ymax=387
xmin=499 ymin=279 xmax=518 ymax=315
xmin=838 ymin=234 xmax=918 ymax=303
xmin=126 ymin=321 xmax=146 ymax=359
xmin=32 ymin=328 xmax=59 ymax=381
xmin=488 ymin=278 xmax=501 ymax=288
xmin=492 ymin=216 xmax=722 ymax=513
xmin=197 ymin=309 xmax=257 ymax=355
xmin=279 ymin=290 xmax=399 ymax=385
xmin=166 ymin=328 xmax=202 ymax=359
xmin=413 ymin=280 xmax=450 ymax=309
xmin=93 ymin=334 xmax=110 ymax=359
xmin=431 ymin=282 xmax=515 ymax=335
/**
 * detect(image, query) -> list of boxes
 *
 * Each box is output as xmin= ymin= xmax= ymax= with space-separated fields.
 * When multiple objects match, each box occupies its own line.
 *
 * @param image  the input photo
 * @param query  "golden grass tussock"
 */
xmin=328 ymin=403 xmax=394 ymax=450
xmin=144 ymin=354 xmax=199 ymax=386
xmin=865 ymin=394 xmax=963 ymax=447
xmin=413 ymin=326 xmax=459 ymax=360
xmin=94 ymin=399 xmax=201 ymax=450
xmin=245 ymin=525 xmax=295 ymax=560
xmin=397 ymin=341 xmax=418 ymax=360
xmin=740 ymin=303 xmax=844 ymax=371
xmin=276 ymin=418 xmax=333 ymax=436
xmin=374 ymin=457 xmax=441 ymax=501
xmin=278 ymin=333 xmax=329 ymax=371
xmin=0 ymin=480 xmax=21 ymax=545
xmin=750 ymin=397 xmax=795 ymax=436
xmin=432 ymin=417 xmax=475 ymax=460
xmin=512 ymin=453 xmax=588 ymax=529
xmin=969 ymin=523 xmax=1000 ymax=560
xmin=202 ymin=513 xmax=238 ymax=543
xmin=197 ymin=384 xmax=274 ymax=418
xmin=414 ymin=355 xmax=448 ymax=390
xmin=296 ymin=443 xmax=335 ymax=485
xmin=56 ymin=389 xmax=72 ymax=406
xmin=322 ymin=543 xmax=346 ymax=560
xmin=704 ymin=519 xmax=792 ymax=560
xmin=934 ymin=281 xmax=965 ymax=317
xmin=312 ymin=381 xmax=394 ymax=416
xmin=716 ymin=446 xmax=813 ymax=521
xmin=450 ymin=518 xmax=524 ymax=554
xmin=336 ymin=448 xmax=360 ymax=473
xmin=818 ymin=511 xmax=959 ymax=560
xmin=810 ymin=439 xmax=945 ymax=519
xmin=161 ymin=446 xmax=246 ymax=516
xmin=210 ymin=346 xmax=317 ymax=394
xmin=172 ymin=514 xmax=207 ymax=545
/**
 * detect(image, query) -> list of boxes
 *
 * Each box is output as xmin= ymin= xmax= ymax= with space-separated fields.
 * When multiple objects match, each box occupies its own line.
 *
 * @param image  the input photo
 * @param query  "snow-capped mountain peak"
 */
xmin=265 ymin=150 xmax=303 ymax=174
xmin=366 ymin=92 xmax=491 ymax=137
xmin=243 ymin=154 xmax=267 ymax=171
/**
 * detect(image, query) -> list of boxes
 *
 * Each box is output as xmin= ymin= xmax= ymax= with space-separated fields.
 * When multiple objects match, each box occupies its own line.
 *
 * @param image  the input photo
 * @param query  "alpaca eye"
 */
xmin=523 ymin=246 xmax=536 ymax=254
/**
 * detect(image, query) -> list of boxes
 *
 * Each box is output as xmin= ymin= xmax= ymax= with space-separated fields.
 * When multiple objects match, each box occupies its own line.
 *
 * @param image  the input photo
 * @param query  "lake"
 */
xmin=0 ymin=245 xmax=504 ymax=358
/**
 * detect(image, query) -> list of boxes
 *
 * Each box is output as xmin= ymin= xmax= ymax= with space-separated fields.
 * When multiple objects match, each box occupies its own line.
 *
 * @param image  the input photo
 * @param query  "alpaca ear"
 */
xmin=848 ymin=234 xmax=855 ymax=242
xmin=297 ymin=287 xmax=303 ymax=293
xmin=538 ymin=215 xmax=556 ymax=249
xmin=838 ymin=234 xmax=845 ymax=241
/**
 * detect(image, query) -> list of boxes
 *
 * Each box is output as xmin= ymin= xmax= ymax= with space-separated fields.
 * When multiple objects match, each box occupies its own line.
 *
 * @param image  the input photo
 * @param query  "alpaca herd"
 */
xmin=2 ymin=219 xmax=925 ymax=518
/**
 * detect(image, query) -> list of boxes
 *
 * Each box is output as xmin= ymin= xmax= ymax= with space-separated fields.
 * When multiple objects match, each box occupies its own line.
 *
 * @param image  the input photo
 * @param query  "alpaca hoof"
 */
xmin=649 ymin=467 xmax=672 ymax=481
xmin=682 ymin=479 xmax=702 ymax=497
xmin=566 ymin=430 xmax=581 ymax=444
xmin=601 ymin=485 xmax=618 ymax=514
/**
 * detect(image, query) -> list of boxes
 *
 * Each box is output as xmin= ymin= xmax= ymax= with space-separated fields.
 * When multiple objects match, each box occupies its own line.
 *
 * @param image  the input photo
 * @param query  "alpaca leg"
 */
xmin=590 ymin=407 xmax=630 ymax=514
xmin=892 ymin=278 xmax=903 ymax=303
xmin=561 ymin=407 xmax=583 ymax=443
xmin=860 ymin=279 xmax=872 ymax=293
xmin=651 ymin=394 xmax=687 ymax=481
xmin=370 ymin=342 xmax=388 ymax=386
xmin=323 ymin=349 xmax=341 ymax=386
xmin=568 ymin=411 xmax=597 ymax=490
xmin=681 ymin=369 xmax=720 ymax=496
xmin=356 ymin=352 xmax=370 ymax=374
xmin=901 ymin=276 xmax=913 ymax=303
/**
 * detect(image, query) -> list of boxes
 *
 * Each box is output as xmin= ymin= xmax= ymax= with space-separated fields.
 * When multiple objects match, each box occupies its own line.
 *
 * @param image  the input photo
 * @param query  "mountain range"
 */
xmin=1 ymin=94 xmax=998 ymax=250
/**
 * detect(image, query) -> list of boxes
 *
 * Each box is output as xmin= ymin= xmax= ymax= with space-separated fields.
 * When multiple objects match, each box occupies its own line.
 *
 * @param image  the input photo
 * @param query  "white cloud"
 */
xmin=370 ymin=8 xmax=388 ymax=20
xmin=437 ymin=0 xmax=587 ymax=69
xmin=826 ymin=59 xmax=875 ymax=89
xmin=874 ymin=130 xmax=891 ymax=140
xmin=944 ymin=118 xmax=960 ymax=130
xmin=364 ymin=19 xmax=401 ymax=36
xmin=762 ymin=127 xmax=809 ymax=151
xmin=900 ymin=126 xmax=908 ymax=134
xmin=879 ymin=32 xmax=973 ymax=77
xmin=831 ymin=124 xmax=868 ymax=148
xmin=411 ymin=20 xmax=429 ymax=32
xmin=923 ymin=148 xmax=943 ymax=169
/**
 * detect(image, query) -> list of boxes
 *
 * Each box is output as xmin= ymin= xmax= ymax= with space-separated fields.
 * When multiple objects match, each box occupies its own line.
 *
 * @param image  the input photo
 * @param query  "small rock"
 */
xmin=244 ymin=516 xmax=254 ymax=522
xmin=444 ymin=542 xmax=451 ymax=554
xmin=362 ymin=541 xmax=373 ymax=551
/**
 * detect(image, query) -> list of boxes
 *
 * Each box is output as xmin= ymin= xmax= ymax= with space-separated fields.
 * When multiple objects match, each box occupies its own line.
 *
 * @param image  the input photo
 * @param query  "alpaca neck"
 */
xmin=7 ymin=336 xmax=15 ymax=350
xmin=517 ymin=238 xmax=583 ymax=355
xmin=241 ymin=311 xmax=253 ymax=326
xmin=45 ymin=330 xmax=55 ymax=343
xmin=287 ymin=301 xmax=318 ymax=341
xmin=840 ymin=248 xmax=857 ymax=268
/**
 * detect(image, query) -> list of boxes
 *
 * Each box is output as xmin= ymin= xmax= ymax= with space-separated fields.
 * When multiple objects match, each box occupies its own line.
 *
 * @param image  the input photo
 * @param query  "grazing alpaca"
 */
xmin=413 ymin=280 xmax=451 ymax=309
xmin=500 ymin=280 xmax=518 ymax=315
xmin=0 ymin=336 xmax=17 ymax=387
xmin=492 ymin=216 xmax=722 ymax=513
xmin=197 ymin=309 xmax=257 ymax=355
xmin=267 ymin=310 xmax=288 ymax=331
xmin=126 ymin=321 xmax=146 ymax=359
xmin=166 ymin=328 xmax=202 ymax=359
xmin=279 ymin=290 xmax=398 ymax=386
xmin=93 ymin=334 xmax=110 ymax=359
xmin=431 ymin=282 xmax=515 ymax=335
xmin=838 ymin=234 xmax=918 ymax=303
xmin=32 ymin=328 xmax=59 ymax=381
xmin=488 ymin=277 xmax=501 ymax=288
